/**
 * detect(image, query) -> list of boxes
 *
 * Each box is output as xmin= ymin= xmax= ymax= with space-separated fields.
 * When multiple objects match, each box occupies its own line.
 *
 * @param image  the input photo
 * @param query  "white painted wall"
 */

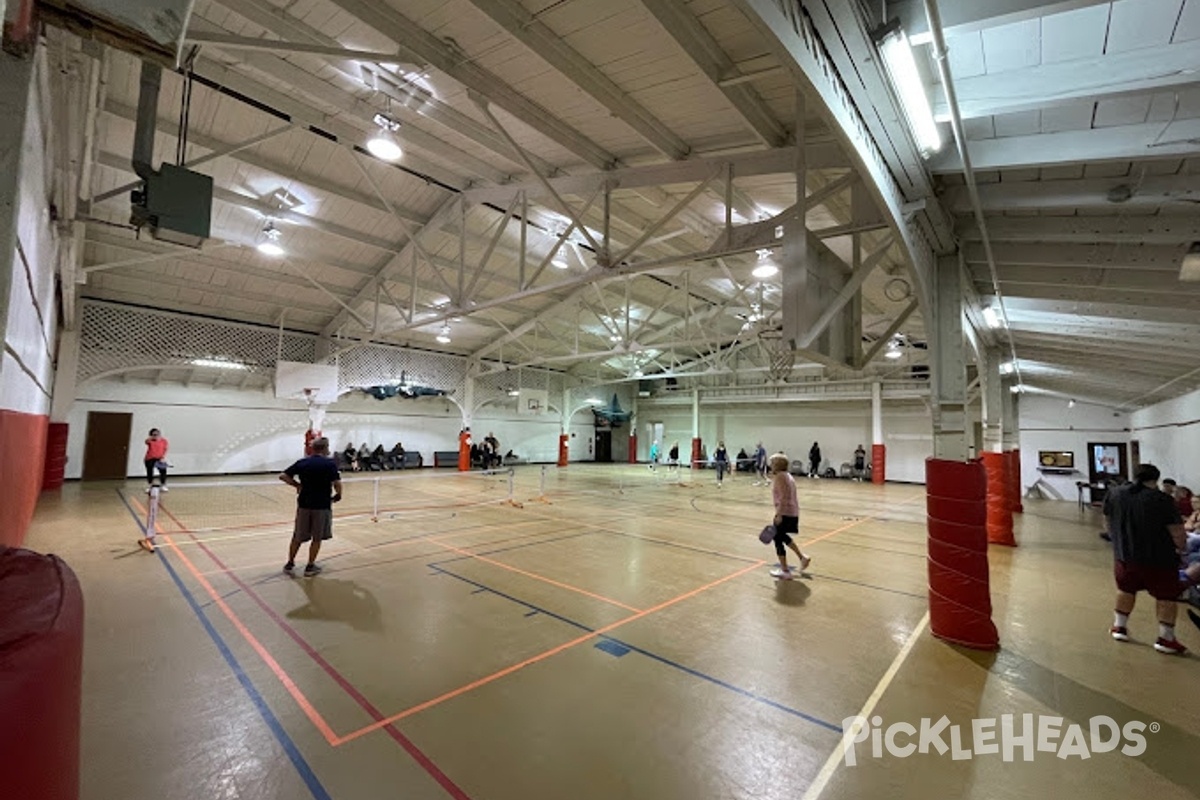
xmin=65 ymin=380 xmax=607 ymax=478
xmin=1130 ymin=388 xmax=1200 ymax=487
xmin=635 ymin=398 xmax=934 ymax=483
xmin=0 ymin=51 xmax=57 ymax=417
xmin=1018 ymin=395 xmax=1131 ymax=501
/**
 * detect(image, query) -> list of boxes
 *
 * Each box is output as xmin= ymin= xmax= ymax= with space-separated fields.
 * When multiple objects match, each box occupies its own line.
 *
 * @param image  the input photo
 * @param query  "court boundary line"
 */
xmin=800 ymin=611 xmax=931 ymax=800
xmin=424 ymin=538 xmax=643 ymax=612
xmin=333 ymin=558 xmax=768 ymax=745
xmin=429 ymin=562 xmax=844 ymax=734
xmin=114 ymin=490 xmax=334 ymax=800
xmin=149 ymin=497 xmax=477 ymax=799
xmin=140 ymin=476 xmax=928 ymax=756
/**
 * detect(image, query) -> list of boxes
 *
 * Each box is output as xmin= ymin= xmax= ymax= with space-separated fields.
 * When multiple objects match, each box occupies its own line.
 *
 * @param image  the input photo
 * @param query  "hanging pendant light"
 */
xmin=256 ymin=221 xmax=285 ymax=257
xmin=367 ymin=113 xmax=403 ymax=162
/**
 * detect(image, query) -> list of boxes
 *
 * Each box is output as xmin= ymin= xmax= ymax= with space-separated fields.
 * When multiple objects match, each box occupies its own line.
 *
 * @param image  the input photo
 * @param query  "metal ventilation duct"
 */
xmin=37 ymin=0 xmax=196 ymax=63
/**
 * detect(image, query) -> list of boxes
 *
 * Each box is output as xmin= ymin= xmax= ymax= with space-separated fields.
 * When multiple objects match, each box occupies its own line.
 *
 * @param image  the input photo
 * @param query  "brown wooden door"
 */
xmin=82 ymin=412 xmax=133 ymax=480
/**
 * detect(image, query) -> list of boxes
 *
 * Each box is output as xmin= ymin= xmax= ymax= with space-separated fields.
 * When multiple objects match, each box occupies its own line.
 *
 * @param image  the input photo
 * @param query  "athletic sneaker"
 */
xmin=304 ymin=563 xmax=322 ymax=577
xmin=1110 ymin=626 xmax=1130 ymax=642
xmin=799 ymin=555 xmax=812 ymax=572
xmin=769 ymin=567 xmax=792 ymax=579
xmin=137 ymin=538 xmax=155 ymax=553
xmin=283 ymin=561 xmax=295 ymax=575
xmin=160 ymin=486 xmax=169 ymax=493
xmin=1153 ymin=637 xmax=1188 ymax=655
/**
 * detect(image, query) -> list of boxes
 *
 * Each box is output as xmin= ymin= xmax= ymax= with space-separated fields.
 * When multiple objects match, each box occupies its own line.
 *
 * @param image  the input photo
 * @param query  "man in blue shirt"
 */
xmin=279 ymin=437 xmax=342 ymax=576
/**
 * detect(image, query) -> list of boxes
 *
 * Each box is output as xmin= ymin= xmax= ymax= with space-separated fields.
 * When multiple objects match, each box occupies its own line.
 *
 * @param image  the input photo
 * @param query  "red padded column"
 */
xmin=628 ymin=433 xmax=638 ymax=464
xmin=871 ymin=443 xmax=886 ymax=484
xmin=982 ymin=452 xmax=1016 ymax=546
xmin=458 ymin=429 xmax=471 ymax=471
xmin=42 ymin=422 xmax=68 ymax=491
xmin=691 ymin=437 xmax=702 ymax=471
xmin=558 ymin=434 xmax=569 ymax=467
xmin=1008 ymin=449 xmax=1024 ymax=513
xmin=0 ymin=548 xmax=84 ymax=800
xmin=926 ymin=458 xmax=999 ymax=650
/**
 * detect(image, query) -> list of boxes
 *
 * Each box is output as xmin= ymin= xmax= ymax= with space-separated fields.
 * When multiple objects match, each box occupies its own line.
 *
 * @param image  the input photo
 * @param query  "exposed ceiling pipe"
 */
xmin=132 ymin=60 xmax=162 ymax=181
xmin=920 ymin=0 xmax=1023 ymax=388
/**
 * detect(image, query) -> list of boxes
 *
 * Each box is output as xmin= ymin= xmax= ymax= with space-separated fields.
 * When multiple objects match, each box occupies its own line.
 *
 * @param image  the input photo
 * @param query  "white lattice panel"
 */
xmin=330 ymin=344 xmax=468 ymax=396
xmin=79 ymin=300 xmax=315 ymax=383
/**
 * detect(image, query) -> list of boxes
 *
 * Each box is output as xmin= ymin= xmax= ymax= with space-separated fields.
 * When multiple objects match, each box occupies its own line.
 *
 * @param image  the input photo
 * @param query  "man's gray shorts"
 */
xmin=293 ymin=508 xmax=333 ymax=543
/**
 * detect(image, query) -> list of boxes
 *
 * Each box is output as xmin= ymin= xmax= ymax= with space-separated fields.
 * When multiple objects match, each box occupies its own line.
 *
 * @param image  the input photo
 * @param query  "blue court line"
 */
xmin=809 ymin=573 xmax=925 ymax=599
xmin=116 ymin=490 xmax=333 ymax=800
xmin=585 ymin=527 xmax=757 ymax=564
xmin=428 ymin=530 xmax=595 ymax=567
xmin=427 ymin=562 xmax=842 ymax=734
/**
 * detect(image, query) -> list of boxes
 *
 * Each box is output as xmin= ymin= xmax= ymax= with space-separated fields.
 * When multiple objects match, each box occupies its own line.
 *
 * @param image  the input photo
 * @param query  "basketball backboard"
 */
xmin=275 ymin=361 xmax=340 ymax=404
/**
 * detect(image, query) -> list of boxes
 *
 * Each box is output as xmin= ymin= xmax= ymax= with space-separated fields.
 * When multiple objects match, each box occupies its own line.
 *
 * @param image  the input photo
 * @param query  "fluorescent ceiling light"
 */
xmin=1181 ymin=241 xmax=1200 ymax=281
xmin=1000 ymin=361 xmax=1015 ymax=375
xmin=752 ymin=263 xmax=779 ymax=279
xmin=256 ymin=241 xmax=285 ymax=257
xmin=507 ymin=389 xmax=520 ymax=397
xmin=884 ymin=349 xmax=903 ymax=360
xmin=435 ymin=324 xmax=451 ymax=345
xmin=552 ymin=256 xmax=569 ymax=269
xmin=879 ymin=28 xmax=942 ymax=157
xmin=191 ymin=358 xmax=248 ymax=370
xmin=981 ymin=306 xmax=1002 ymax=330
xmin=586 ymin=397 xmax=602 ymax=405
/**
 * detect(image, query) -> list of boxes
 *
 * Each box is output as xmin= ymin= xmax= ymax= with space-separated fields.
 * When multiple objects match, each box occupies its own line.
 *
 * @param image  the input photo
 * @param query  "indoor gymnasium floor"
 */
xmin=24 ymin=465 xmax=1200 ymax=800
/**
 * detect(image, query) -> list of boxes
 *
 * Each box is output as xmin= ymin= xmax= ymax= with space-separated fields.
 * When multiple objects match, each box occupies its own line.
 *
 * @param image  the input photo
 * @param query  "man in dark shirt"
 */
xmin=279 ymin=437 xmax=342 ymax=577
xmin=1108 ymin=463 xmax=1188 ymax=655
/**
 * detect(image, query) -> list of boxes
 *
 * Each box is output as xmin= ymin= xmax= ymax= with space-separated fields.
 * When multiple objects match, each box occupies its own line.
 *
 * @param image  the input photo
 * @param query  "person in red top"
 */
xmin=143 ymin=428 xmax=169 ymax=493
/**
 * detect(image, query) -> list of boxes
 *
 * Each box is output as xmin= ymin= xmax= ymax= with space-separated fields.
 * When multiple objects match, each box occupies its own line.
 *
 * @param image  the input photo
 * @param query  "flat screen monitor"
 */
xmin=1038 ymin=450 xmax=1074 ymax=469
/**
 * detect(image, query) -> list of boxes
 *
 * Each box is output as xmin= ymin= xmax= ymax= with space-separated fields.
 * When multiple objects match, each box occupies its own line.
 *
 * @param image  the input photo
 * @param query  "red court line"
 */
xmin=426 ymin=538 xmax=643 ymax=612
xmin=155 ymin=502 xmax=474 ymax=800
xmin=334 ymin=558 xmax=768 ymax=746
xmin=129 ymin=496 xmax=340 ymax=746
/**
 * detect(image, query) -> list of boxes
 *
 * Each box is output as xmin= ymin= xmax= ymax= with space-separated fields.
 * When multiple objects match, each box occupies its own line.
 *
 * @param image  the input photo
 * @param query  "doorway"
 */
xmin=594 ymin=430 xmax=613 ymax=463
xmin=1087 ymin=441 xmax=1128 ymax=506
xmin=83 ymin=411 xmax=133 ymax=480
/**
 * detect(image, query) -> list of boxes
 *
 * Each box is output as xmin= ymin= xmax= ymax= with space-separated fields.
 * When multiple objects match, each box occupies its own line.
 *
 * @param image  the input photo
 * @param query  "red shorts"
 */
xmin=1114 ymin=560 xmax=1187 ymax=601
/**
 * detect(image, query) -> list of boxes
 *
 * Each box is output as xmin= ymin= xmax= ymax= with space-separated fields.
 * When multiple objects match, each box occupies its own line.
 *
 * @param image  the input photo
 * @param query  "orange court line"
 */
xmin=191 ymin=516 xmax=555 ymax=578
xmin=333 ymin=557 xmax=767 ymax=746
xmin=801 ymin=491 xmax=925 ymax=547
xmin=130 ymin=496 xmax=341 ymax=746
xmin=426 ymin=538 xmax=643 ymax=612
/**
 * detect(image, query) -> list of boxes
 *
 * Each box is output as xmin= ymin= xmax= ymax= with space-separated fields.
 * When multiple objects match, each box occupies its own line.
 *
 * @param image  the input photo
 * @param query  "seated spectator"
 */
xmin=343 ymin=444 xmax=360 ymax=472
xmin=387 ymin=441 xmax=406 ymax=469
xmin=736 ymin=447 xmax=751 ymax=472
xmin=1175 ymin=485 xmax=1194 ymax=518
xmin=371 ymin=444 xmax=387 ymax=470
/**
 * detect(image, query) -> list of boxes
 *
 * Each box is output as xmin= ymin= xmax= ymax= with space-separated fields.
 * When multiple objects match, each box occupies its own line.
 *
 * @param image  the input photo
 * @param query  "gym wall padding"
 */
xmin=926 ymin=458 xmax=999 ymax=651
xmin=0 ymin=548 xmax=84 ymax=800
xmin=0 ymin=409 xmax=49 ymax=548
xmin=982 ymin=452 xmax=1016 ymax=547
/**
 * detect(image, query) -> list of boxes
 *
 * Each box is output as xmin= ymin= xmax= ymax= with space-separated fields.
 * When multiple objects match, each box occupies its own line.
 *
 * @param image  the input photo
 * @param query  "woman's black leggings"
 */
xmin=716 ymin=462 xmax=727 ymax=480
xmin=145 ymin=458 xmax=167 ymax=485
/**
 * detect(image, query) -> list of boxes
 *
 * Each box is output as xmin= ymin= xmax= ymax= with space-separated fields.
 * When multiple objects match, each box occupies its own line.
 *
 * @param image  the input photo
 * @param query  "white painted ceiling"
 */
xmin=44 ymin=0 xmax=1200 ymax=406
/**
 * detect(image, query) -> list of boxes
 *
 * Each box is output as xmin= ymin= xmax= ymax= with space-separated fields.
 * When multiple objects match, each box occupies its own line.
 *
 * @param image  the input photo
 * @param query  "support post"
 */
xmin=871 ymin=380 xmax=885 ymax=484
xmin=926 ymin=252 xmax=999 ymax=650
xmin=981 ymin=347 xmax=1003 ymax=453
xmin=691 ymin=388 xmax=701 ymax=470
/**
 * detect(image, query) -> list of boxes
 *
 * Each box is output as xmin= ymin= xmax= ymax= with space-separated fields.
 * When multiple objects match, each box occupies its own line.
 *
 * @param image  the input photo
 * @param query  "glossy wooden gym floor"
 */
xmin=25 ymin=465 xmax=1200 ymax=799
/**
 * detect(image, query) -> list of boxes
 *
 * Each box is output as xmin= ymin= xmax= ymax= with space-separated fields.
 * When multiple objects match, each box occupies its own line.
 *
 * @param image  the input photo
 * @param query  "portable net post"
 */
xmin=502 ymin=467 xmax=523 ymax=508
xmin=531 ymin=464 xmax=551 ymax=504
xmin=372 ymin=477 xmax=381 ymax=522
xmin=145 ymin=485 xmax=160 ymax=546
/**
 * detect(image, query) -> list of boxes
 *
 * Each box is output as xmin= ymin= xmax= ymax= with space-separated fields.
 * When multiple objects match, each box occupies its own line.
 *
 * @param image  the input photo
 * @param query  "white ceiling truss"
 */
xmin=37 ymin=0 xmax=1200 ymax=409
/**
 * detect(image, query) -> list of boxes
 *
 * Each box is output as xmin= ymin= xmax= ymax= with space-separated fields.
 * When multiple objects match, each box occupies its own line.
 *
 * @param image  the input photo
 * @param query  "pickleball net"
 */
xmin=142 ymin=468 xmax=520 ymax=537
